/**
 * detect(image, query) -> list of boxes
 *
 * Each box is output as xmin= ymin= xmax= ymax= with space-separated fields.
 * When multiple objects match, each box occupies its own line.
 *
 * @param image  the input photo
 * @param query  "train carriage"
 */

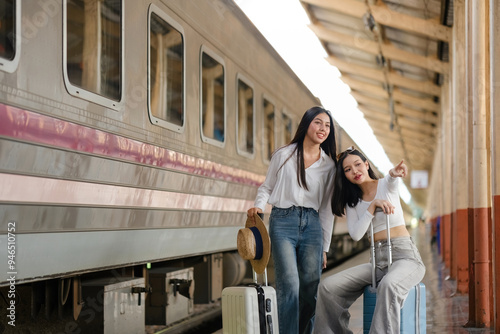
xmin=0 ymin=0 xmax=367 ymax=331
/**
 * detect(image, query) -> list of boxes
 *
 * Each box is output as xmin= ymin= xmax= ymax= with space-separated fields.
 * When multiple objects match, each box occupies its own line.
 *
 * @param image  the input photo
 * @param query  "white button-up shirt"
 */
xmin=254 ymin=143 xmax=336 ymax=251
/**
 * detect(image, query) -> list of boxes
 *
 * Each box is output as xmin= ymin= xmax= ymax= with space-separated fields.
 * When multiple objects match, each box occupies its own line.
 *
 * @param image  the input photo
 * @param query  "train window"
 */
xmin=263 ymin=97 xmax=276 ymax=162
xmin=0 ymin=0 xmax=20 ymax=73
xmin=63 ymin=0 xmax=123 ymax=109
xmin=282 ymin=111 xmax=293 ymax=146
xmin=147 ymin=7 xmax=185 ymax=132
xmin=200 ymin=47 xmax=225 ymax=146
xmin=236 ymin=75 xmax=255 ymax=158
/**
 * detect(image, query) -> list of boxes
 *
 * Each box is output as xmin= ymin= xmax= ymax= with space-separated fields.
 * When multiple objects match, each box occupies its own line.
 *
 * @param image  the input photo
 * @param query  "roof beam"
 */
xmin=397 ymin=118 xmax=436 ymax=133
xmin=364 ymin=119 xmax=393 ymax=133
xmin=381 ymin=146 xmax=405 ymax=159
xmin=359 ymin=105 xmax=437 ymax=128
xmin=341 ymin=76 xmax=388 ymax=98
xmin=301 ymin=0 xmax=451 ymax=42
xmin=373 ymin=137 xmax=435 ymax=164
xmin=395 ymin=104 xmax=439 ymax=124
xmin=327 ymin=56 xmax=441 ymax=96
xmin=354 ymin=94 xmax=439 ymax=130
xmin=310 ymin=24 xmax=449 ymax=73
xmin=362 ymin=108 xmax=436 ymax=136
xmin=377 ymin=137 xmax=433 ymax=159
xmin=379 ymin=140 xmax=433 ymax=156
xmin=369 ymin=2 xmax=451 ymax=42
xmin=367 ymin=116 xmax=436 ymax=141
xmin=345 ymin=77 xmax=441 ymax=118
xmin=400 ymin=127 xmax=436 ymax=140
xmin=393 ymin=89 xmax=440 ymax=113
xmin=327 ymin=56 xmax=383 ymax=81
xmin=373 ymin=130 xmax=400 ymax=142
xmin=372 ymin=133 xmax=435 ymax=155
xmin=392 ymin=118 xmax=435 ymax=136
xmin=351 ymin=91 xmax=388 ymax=110
xmin=390 ymin=0 xmax=442 ymax=13
xmin=361 ymin=108 xmax=392 ymax=122
xmin=386 ymin=152 xmax=432 ymax=170
xmin=368 ymin=122 xmax=434 ymax=166
xmin=387 ymin=72 xmax=441 ymax=97
xmin=373 ymin=129 xmax=434 ymax=149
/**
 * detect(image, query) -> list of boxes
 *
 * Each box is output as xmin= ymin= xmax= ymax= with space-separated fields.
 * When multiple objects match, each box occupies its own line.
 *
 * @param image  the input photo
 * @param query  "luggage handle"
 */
xmin=369 ymin=208 xmax=392 ymax=289
xmin=253 ymin=268 xmax=269 ymax=286
xmin=252 ymin=212 xmax=269 ymax=286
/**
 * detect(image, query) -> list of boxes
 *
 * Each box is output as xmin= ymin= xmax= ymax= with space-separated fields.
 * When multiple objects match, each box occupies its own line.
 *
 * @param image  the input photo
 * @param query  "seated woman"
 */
xmin=313 ymin=147 xmax=426 ymax=334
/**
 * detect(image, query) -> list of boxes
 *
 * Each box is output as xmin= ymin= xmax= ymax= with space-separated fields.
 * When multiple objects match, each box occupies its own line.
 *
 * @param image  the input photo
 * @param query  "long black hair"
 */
xmin=331 ymin=149 xmax=378 ymax=216
xmin=279 ymin=106 xmax=336 ymax=191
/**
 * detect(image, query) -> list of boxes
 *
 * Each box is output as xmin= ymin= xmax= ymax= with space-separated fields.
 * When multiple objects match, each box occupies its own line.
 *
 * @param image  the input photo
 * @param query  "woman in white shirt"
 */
xmin=247 ymin=106 xmax=336 ymax=334
xmin=313 ymin=147 xmax=426 ymax=334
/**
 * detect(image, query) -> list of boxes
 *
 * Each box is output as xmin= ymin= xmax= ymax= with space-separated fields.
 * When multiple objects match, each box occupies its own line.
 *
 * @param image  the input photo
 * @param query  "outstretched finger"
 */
xmin=396 ymin=159 xmax=404 ymax=168
xmin=395 ymin=160 xmax=408 ymax=177
xmin=401 ymin=163 xmax=408 ymax=177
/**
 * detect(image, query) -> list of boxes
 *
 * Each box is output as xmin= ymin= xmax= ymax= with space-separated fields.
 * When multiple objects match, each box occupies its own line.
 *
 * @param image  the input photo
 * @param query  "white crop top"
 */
xmin=345 ymin=174 xmax=405 ymax=241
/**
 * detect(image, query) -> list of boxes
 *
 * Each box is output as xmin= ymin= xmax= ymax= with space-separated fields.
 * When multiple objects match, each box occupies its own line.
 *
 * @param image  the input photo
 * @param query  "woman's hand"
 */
xmin=322 ymin=252 xmax=327 ymax=269
xmin=369 ymin=199 xmax=395 ymax=215
xmin=389 ymin=160 xmax=408 ymax=178
xmin=246 ymin=207 xmax=263 ymax=225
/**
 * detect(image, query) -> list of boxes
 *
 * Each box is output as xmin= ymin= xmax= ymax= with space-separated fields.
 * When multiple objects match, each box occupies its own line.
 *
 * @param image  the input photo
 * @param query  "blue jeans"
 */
xmin=269 ymin=206 xmax=323 ymax=334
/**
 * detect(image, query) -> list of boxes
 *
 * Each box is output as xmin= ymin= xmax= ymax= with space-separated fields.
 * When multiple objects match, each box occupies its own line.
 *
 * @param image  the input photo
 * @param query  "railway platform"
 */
xmin=321 ymin=223 xmax=494 ymax=334
xmin=211 ymin=222 xmax=496 ymax=334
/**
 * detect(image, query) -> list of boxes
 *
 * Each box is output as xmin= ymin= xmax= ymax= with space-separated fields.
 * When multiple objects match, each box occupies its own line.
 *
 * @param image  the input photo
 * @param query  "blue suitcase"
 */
xmin=363 ymin=211 xmax=426 ymax=333
xmin=364 ymin=283 xmax=426 ymax=333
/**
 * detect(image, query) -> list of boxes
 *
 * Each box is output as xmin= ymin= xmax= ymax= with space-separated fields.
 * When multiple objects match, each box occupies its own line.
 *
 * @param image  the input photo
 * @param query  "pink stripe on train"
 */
xmin=0 ymin=103 xmax=265 ymax=186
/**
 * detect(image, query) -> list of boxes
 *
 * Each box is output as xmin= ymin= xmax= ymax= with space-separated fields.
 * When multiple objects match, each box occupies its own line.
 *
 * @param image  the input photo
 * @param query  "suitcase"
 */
xmin=222 ymin=269 xmax=279 ymax=334
xmin=363 ymin=210 xmax=426 ymax=334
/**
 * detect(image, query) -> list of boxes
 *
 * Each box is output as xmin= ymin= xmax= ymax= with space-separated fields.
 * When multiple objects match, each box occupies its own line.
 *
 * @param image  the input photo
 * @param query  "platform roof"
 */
xmin=300 ymin=0 xmax=452 ymax=209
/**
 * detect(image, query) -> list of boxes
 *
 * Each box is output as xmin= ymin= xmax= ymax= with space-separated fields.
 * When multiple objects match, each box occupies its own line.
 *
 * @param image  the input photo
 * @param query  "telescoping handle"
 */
xmin=369 ymin=208 xmax=392 ymax=288
xmin=253 ymin=268 xmax=269 ymax=286
xmin=369 ymin=223 xmax=376 ymax=289
xmin=252 ymin=212 xmax=269 ymax=286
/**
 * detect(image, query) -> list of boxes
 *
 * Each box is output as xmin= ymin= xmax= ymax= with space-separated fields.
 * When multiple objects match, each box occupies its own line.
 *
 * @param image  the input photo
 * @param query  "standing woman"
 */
xmin=247 ymin=106 xmax=336 ymax=334
xmin=313 ymin=147 xmax=426 ymax=334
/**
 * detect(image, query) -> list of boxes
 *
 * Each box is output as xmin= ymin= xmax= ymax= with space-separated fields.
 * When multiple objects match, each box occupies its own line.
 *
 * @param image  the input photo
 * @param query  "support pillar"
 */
xmin=441 ymin=77 xmax=453 ymax=271
xmin=452 ymin=0 xmax=469 ymax=294
xmin=489 ymin=0 xmax=500 ymax=330
xmin=470 ymin=0 xmax=491 ymax=327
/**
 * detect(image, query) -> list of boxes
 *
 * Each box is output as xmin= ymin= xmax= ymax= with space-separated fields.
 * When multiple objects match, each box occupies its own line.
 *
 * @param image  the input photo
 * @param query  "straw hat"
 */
xmin=237 ymin=214 xmax=271 ymax=274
